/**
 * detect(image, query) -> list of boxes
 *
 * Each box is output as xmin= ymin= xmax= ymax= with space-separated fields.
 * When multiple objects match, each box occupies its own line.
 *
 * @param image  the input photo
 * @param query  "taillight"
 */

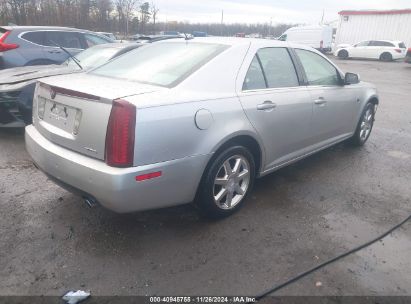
xmin=0 ymin=31 xmax=19 ymax=52
xmin=105 ymin=99 xmax=136 ymax=168
xmin=394 ymin=48 xmax=402 ymax=53
xmin=320 ymin=40 xmax=323 ymax=48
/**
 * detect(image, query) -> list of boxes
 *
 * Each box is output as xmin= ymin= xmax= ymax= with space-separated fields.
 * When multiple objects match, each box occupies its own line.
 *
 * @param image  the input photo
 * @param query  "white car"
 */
xmin=334 ymin=40 xmax=407 ymax=61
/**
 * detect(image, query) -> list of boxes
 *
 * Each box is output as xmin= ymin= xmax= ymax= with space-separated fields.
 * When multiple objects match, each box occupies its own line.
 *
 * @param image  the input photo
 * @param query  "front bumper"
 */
xmin=25 ymin=125 xmax=210 ymax=213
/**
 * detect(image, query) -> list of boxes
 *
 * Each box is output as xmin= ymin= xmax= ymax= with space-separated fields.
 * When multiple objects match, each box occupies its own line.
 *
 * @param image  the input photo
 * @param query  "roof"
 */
xmin=0 ymin=25 xmax=97 ymax=32
xmin=339 ymin=9 xmax=411 ymax=16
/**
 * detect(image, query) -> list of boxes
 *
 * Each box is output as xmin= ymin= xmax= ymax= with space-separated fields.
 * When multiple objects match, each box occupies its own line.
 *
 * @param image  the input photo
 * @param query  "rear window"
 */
xmin=91 ymin=42 xmax=229 ymax=87
xmin=21 ymin=31 xmax=45 ymax=45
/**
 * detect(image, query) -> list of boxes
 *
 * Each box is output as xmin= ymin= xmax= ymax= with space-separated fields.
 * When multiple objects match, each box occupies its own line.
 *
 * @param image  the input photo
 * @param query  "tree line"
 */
xmin=0 ymin=0 xmax=294 ymax=37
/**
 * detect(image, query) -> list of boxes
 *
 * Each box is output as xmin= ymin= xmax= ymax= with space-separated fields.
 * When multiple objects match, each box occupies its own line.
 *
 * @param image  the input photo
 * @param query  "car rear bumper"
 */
xmin=25 ymin=125 xmax=210 ymax=213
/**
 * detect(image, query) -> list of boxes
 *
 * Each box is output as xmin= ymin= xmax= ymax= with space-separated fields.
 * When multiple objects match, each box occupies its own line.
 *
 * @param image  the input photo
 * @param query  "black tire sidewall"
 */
xmin=338 ymin=50 xmax=348 ymax=59
xmin=380 ymin=52 xmax=392 ymax=61
xmin=197 ymin=145 xmax=256 ymax=219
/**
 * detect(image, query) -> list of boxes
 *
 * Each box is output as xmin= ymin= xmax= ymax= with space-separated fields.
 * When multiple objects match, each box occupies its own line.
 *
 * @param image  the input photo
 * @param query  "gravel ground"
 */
xmin=0 ymin=58 xmax=410 ymax=297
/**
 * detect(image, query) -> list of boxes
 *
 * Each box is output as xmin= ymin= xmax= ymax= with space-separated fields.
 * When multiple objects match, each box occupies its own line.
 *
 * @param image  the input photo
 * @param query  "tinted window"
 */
xmin=91 ymin=42 xmax=228 ymax=87
xmin=355 ymin=41 xmax=370 ymax=47
xmin=84 ymin=34 xmax=111 ymax=47
xmin=295 ymin=49 xmax=340 ymax=86
xmin=370 ymin=41 xmax=394 ymax=47
xmin=257 ymin=48 xmax=299 ymax=88
xmin=22 ymin=31 xmax=44 ymax=45
xmin=65 ymin=47 xmax=118 ymax=69
xmin=243 ymin=56 xmax=266 ymax=90
xmin=44 ymin=31 xmax=82 ymax=49
xmin=399 ymin=42 xmax=406 ymax=49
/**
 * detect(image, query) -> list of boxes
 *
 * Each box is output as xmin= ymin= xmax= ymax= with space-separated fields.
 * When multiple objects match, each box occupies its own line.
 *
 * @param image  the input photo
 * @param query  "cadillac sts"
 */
xmin=25 ymin=38 xmax=379 ymax=218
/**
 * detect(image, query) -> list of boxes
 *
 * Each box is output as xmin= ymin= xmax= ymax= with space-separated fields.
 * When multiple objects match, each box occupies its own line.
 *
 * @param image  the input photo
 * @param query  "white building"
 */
xmin=335 ymin=9 xmax=411 ymax=47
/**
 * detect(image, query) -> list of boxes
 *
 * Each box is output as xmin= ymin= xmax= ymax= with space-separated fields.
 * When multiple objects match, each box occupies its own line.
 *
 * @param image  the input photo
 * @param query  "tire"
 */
xmin=338 ymin=49 xmax=349 ymax=59
xmin=379 ymin=52 xmax=393 ymax=62
xmin=350 ymin=102 xmax=376 ymax=146
xmin=196 ymin=145 xmax=256 ymax=219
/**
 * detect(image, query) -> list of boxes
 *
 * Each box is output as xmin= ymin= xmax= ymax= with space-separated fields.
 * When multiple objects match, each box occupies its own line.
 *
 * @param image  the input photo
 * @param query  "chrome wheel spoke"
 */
xmin=214 ymin=188 xmax=227 ymax=203
xmin=215 ymin=177 xmax=229 ymax=186
xmin=238 ymin=170 xmax=249 ymax=181
xmin=232 ymin=158 xmax=242 ymax=175
xmin=226 ymin=190 xmax=234 ymax=207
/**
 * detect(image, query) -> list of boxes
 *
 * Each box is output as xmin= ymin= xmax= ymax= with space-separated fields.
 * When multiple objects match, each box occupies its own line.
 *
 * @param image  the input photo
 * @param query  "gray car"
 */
xmin=25 ymin=38 xmax=379 ymax=218
xmin=0 ymin=26 xmax=114 ymax=69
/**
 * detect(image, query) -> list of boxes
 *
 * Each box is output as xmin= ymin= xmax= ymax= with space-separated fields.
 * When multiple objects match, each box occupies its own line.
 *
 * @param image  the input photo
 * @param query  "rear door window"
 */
xmin=257 ymin=48 xmax=299 ymax=88
xmin=243 ymin=56 xmax=266 ymax=90
xmin=44 ymin=31 xmax=83 ymax=49
xmin=21 ymin=31 xmax=45 ymax=45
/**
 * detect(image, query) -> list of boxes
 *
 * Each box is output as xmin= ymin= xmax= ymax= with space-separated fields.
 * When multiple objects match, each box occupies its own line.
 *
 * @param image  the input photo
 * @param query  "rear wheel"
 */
xmin=350 ymin=102 xmax=376 ymax=146
xmin=379 ymin=52 xmax=393 ymax=62
xmin=338 ymin=49 xmax=349 ymax=59
xmin=196 ymin=146 xmax=255 ymax=219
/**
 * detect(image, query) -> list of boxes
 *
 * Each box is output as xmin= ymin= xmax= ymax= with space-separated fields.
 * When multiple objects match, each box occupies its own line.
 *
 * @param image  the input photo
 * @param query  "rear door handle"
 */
xmin=257 ymin=101 xmax=277 ymax=111
xmin=48 ymin=50 xmax=62 ymax=54
xmin=314 ymin=97 xmax=327 ymax=105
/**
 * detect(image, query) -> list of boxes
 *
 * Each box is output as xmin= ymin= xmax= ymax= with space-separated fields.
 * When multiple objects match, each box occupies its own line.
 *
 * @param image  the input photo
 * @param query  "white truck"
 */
xmin=278 ymin=25 xmax=333 ymax=53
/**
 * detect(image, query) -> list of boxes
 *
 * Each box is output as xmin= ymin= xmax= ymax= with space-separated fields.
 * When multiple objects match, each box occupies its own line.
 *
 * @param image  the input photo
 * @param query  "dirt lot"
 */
xmin=0 ymin=58 xmax=410 ymax=297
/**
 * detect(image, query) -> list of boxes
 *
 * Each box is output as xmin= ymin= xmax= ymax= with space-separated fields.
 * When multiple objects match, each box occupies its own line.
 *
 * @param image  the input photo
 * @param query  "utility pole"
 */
xmin=220 ymin=10 xmax=224 ymax=36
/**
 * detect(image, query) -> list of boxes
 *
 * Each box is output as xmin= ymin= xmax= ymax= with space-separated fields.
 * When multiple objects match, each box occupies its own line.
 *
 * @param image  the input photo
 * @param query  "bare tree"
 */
xmin=150 ymin=1 xmax=159 ymax=32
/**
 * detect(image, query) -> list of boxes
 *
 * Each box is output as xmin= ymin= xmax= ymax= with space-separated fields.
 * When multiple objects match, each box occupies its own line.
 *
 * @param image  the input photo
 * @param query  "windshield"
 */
xmin=90 ymin=42 xmax=229 ymax=87
xmin=64 ymin=47 xmax=118 ymax=69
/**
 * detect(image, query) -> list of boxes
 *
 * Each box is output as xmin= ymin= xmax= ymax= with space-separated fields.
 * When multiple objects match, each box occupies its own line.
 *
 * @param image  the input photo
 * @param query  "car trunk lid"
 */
xmin=33 ymin=74 xmax=161 ymax=161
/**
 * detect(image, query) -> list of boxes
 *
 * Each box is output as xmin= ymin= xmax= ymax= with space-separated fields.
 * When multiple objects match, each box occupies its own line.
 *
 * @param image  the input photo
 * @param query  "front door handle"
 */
xmin=48 ymin=50 xmax=62 ymax=54
xmin=314 ymin=97 xmax=327 ymax=105
xmin=257 ymin=101 xmax=277 ymax=111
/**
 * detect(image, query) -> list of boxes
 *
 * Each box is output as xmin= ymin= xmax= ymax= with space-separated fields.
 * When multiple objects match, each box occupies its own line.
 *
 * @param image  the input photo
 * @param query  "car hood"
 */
xmin=0 ymin=65 xmax=78 ymax=85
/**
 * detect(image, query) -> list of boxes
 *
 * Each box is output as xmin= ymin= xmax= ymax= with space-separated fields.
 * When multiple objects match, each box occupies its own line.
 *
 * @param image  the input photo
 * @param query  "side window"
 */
xmin=295 ymin=49 xmax=340 ymax=86
xmin=355 ymin=41 xmax=370 ymax=47
xmin=44 ymin=31 xmax=83 ymax=49
xmin=243 ymin=56 xmax=266 ymax=91
xmin=257 ymin=48 xmax=299 ymax=88
xmin=84 ymin=34 xmax=111 ymax=47
xmin=279 ymin=34 xmax=287 ymax=41
xmin=21 ymin=31 xmax=45 ymax=45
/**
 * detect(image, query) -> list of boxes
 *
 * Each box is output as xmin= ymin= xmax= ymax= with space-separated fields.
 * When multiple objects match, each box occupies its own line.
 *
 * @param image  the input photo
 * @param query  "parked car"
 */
xmin=25 ymin=38 xmax=379 ymax=218
xmin=334 ymin=40 xmax=407 ymax=61
xmin=0 ymin=43 xmax=141 ymax=127
xmin=278 ymin=25 xmax=333 ymax=53
xmin=405 ymin=48 xmax=411 ymax=63
xmin=0 ymin=26 xmax=114 ymax=69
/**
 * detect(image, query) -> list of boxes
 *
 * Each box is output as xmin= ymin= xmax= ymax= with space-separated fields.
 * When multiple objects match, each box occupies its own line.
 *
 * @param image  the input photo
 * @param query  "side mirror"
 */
xmin=345 ymin=72 xmax=360 ymax=85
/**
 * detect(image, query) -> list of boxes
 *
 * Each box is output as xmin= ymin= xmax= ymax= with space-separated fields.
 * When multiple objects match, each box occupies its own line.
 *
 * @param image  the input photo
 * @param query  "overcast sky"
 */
xmin=154 ymin=0 xmax=411 ymax=25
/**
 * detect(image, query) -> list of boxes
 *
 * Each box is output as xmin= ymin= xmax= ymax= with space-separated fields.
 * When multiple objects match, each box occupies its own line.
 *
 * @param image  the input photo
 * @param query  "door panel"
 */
xmin=239 ymin=47 xmax=313 ymax=170
xmin=295 ymin=48 xmax=360 ymax=145
xmin=240 ymin=88 xmax=313 ymax=169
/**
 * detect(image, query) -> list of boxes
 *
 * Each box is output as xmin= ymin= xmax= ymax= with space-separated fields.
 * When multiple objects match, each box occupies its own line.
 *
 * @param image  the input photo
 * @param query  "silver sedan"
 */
xmin=25 ymin=38 xmax=379 ymax=218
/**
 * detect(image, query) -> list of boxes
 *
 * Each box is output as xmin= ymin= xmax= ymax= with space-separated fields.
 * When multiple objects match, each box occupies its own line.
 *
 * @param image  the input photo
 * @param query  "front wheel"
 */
xmin=338 ymin=49 xmax=349 ymax=59
xmin=196 ymin=146 xmax=255 ymax=219
xmin=350 ymin=102 xmax=376 ymax=146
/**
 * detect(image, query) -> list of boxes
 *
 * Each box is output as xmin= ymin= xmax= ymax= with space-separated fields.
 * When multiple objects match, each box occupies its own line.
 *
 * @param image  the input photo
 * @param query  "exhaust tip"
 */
xmin=83 ymin=197 xmax=98 ymax=208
